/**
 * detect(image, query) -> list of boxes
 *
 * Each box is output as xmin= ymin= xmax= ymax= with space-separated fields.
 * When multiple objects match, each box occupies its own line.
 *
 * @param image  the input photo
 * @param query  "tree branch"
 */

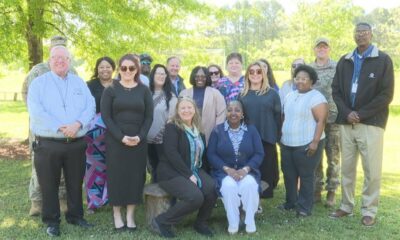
xmin=44 ymin=21 xmax=66 ymax=36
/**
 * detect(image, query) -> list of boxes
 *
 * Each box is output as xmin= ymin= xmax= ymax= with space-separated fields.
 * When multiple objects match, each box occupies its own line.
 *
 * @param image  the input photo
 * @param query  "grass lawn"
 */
xmin=0 ymin=101 xmax=399 ymax=239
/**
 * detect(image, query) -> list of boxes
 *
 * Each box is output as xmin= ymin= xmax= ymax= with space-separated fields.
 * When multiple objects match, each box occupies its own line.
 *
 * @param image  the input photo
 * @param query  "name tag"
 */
xmin=351 ymin=83 xmax=358 ymax=93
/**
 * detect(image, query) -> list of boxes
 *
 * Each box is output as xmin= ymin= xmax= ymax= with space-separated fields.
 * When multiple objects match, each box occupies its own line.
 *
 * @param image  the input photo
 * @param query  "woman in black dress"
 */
xmin=101 ymin=54 xmax=153 ymax=230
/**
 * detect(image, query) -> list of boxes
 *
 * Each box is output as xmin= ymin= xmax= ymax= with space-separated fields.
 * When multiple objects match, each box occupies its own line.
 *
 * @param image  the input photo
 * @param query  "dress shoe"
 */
xmin=329 ymin=209 xmax=353 ymax=219
xmin=46 ymin=225 xmax=60 ymax=237
xmin=361 ymin=216 xmax=376 ymax=227
xmin=29 ymin=200 xmax=42 ymax=217
xmin=114 ymin=225 xmax=126 ymax=233
xmin=193 ymin=222 xmax=213 ymax=237
xmin=67 ymin=218 xmax=94 ymax=228
xmin=127 ymin=226 xmax=137 ymax=232
xmin=325 ymin=191 xmax=336 ymax=208
xmin=150 ymin=218 xmax=175 ymax=238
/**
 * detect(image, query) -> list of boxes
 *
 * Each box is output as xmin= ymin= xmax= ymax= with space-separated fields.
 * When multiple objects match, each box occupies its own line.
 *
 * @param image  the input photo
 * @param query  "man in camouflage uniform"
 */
xmin=309 ymin=37 xmax=340 ymax=207
xmin=22 ymin=36 xmax=78 ymax=216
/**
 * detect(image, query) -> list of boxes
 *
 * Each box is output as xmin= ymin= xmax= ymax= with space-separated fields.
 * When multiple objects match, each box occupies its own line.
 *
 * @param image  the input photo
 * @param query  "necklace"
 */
xmin=52 ymin=75 xmax=69 ymax=111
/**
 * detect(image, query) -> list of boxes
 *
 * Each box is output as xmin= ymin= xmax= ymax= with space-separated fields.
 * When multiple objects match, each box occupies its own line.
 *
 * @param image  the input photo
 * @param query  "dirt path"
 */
xmin=0 ymin=138 xmax=30 ymax=160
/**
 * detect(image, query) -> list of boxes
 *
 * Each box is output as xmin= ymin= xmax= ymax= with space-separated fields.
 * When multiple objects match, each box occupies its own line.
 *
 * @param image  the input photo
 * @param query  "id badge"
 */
xmin=351 ymin=83 xmax=358 ymax=93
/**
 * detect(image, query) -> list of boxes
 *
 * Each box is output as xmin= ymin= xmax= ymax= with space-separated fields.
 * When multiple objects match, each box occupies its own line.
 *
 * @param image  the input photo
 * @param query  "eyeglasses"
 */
xmin=249 ymin=69 xmax=262 ymax=75
xmin=209 ymin=71 xmax=220 ymax=76
xmin=195 ymin=75 xmax=206 ymax=79
xmin=292 ymin=63 xmax=303 ymax=69
xmin=120 ymin=66 xmax=136 ymax=72
xmin=354 ymin=30 xmax=371 ymax=36
xmin=51 ymin=56 xmax=69 ymax=62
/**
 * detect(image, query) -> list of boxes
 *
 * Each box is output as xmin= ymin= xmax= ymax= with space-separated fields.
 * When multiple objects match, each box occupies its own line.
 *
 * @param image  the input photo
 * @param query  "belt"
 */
xmin=36 ymin=136 xmax=84 ymax=143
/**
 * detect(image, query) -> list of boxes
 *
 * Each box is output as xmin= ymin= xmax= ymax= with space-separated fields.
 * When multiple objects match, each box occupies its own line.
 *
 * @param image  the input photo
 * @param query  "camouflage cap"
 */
xmin=314 ymin=37 xmax=330 ymax=47
xmin=140 ymin=53 xmax=153 ymax=63
xmin=50 ymin=36 xmax=67 ymax=48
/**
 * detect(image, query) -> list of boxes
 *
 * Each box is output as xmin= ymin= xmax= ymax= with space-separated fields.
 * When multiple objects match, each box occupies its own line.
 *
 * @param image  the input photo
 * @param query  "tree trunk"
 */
xmin=25 ymin=0 xmax=45 ymax=70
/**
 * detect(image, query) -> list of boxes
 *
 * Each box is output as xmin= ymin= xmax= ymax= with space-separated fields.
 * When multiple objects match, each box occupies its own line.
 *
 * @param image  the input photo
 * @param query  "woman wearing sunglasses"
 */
xmin=101 ymin=54 xmax=153 ymax=231
xmin=207 ymin=64 xmax=224 ymax=88
xmin=239 ymin=61 xmax=282 ymax=205
xmin=179 ymin=66 xmax=226 ymax=146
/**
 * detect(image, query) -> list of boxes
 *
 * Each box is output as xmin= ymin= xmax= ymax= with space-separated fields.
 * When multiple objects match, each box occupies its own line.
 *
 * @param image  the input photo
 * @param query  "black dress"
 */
xmin=101 ymin=80 xmax=153 ymax=205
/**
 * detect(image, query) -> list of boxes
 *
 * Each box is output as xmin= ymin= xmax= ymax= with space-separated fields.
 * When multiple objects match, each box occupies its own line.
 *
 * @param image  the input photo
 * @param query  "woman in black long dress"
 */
xmin=101 ymin=54 xmax=153 ymax=230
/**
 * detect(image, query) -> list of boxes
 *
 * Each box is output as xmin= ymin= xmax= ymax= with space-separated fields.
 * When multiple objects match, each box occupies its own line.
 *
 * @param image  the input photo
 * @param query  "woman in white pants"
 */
xmin=207 ymin=100 xmax=264 ymax=234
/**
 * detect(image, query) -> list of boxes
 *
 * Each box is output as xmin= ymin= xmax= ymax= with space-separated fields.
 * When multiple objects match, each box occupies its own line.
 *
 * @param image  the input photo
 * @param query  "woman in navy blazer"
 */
xmin=207 ymin=100 xmax=264 ymax=234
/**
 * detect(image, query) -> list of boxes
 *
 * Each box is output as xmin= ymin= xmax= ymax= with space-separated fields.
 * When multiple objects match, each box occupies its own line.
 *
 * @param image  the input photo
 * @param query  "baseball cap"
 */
xmin=314 ymin=37 xmax=330 ymax=47
xmin=140 ymin=53 xmax=153 ymax=64
xmin=50 ymin=36 xmax=68 ymax=48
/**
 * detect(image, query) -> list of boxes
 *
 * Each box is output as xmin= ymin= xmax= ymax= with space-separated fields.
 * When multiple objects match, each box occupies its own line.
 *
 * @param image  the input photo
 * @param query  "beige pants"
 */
xmin=339 ymin=124 xmax=384 ymax=217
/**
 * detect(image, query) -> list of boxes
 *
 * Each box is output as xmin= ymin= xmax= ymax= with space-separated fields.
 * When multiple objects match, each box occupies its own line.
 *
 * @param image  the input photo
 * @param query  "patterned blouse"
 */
xmin=224 ymin=121 xmax=247 ymax=158
xmin=216 ymin=76 xmax=245 ymax=103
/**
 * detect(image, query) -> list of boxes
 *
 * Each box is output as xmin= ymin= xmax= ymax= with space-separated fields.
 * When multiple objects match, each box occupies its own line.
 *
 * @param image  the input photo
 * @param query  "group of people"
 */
xmin=24 ymin=22 xmax=394 ymax=237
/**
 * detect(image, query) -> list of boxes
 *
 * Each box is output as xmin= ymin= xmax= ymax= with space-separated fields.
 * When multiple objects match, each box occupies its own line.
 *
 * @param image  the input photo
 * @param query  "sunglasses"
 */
xmin=292 ymin=63 xmax=303 ymax=69
xmin=249 ymin=69 xmax=262 ymax=75
xmin=120 ymin=66 xmax=136 ymax=72
xmin=209 ymin=71 xmax=220 ymax=76
xmin=141 ymin=60 xmax=151 ymax=65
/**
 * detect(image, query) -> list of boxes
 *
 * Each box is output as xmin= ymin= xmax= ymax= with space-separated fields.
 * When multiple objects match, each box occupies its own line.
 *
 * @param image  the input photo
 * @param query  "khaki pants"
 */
xmin=339 ymin=124 xmax=384 ymax=217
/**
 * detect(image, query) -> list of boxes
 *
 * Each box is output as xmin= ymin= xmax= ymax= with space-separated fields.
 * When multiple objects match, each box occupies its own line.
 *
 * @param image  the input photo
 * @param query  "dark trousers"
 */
xmin=34 ymin=138 xmax=86 ymax=225
xmin=157 ymin=169 xmax=217 ymax=225
xmin=260 ymin=141 xmax=279 ymax=198
xmin=280 ymin=139 xmax=325 ymax=214
xmin=148 ymin=143 xmax=163 ymax=183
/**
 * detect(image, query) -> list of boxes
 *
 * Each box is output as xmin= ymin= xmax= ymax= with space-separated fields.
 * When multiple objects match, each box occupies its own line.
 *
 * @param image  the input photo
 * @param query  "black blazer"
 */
xmin=157 ymin=123 xmax=207 ymax=181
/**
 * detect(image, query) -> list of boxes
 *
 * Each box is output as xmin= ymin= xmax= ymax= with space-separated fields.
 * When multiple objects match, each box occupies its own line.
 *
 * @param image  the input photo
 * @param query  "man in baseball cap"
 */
xmin=140 ymin=53 xmax=153 ymax=77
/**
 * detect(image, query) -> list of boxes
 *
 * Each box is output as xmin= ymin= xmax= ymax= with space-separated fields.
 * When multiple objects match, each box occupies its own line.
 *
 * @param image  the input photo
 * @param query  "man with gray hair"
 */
xmin=330 ymin=22 xmax=394 ymax=227
xmin=22 ymin=36 xmax=77 ymax=217
xmin=28 ymin=45 xmax=95 ymax=236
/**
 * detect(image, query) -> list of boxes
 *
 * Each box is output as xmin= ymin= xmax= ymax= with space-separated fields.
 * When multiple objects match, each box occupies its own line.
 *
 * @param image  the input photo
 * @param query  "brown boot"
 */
xmin=60 ymin=199 xmax=68 ymax=213
xmin=314 ymin=191 xmax=322 ymax=203
xmin=325 ymin=191 xmax=336 ymax=208
xmin=29 ymin=200 xmax=42 ymax=216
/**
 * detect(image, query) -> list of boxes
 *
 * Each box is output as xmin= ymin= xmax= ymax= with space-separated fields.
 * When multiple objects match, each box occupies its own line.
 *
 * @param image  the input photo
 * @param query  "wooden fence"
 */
xmin=0 ymin=92 xmax=23 ymax=101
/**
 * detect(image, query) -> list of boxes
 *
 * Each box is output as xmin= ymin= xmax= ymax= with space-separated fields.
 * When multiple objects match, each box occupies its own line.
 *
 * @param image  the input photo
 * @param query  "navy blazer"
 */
xmin=207 ymin=123 xmax=264 ymax=194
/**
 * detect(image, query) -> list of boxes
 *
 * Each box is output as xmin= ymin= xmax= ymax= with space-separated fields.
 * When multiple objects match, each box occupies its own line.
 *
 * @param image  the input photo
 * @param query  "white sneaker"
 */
xmin=228 ymin=226 xmax=238 ymax=235
xmin=246 ymin=223 xmax=256 ymax=233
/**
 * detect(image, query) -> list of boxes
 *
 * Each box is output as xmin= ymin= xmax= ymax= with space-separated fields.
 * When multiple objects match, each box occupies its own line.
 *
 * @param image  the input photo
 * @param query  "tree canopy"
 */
xmin=1 ymin=0 xmax=399 ymax=72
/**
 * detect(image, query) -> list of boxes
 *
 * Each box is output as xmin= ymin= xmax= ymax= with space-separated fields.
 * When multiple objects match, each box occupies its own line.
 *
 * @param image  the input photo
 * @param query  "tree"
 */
xmin=0 ymin=0 xmax=205 ymax=70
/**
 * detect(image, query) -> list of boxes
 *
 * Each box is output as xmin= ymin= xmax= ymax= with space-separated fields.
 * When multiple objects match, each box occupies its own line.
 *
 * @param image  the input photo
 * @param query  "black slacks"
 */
xmin=148 ymin=143 xmax=163 ymax=183
xmin=157 ymin=169 xmax=217 ymax=225
xmin=260 ymin=141 xmax=279 ymax=198
xmin=34 ymin=138 xmax=86 ymax=225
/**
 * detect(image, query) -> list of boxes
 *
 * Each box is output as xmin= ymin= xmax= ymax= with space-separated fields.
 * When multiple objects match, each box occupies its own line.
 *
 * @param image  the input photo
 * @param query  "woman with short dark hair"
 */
xmin=279 ymin=64 xmax=328 ymax=217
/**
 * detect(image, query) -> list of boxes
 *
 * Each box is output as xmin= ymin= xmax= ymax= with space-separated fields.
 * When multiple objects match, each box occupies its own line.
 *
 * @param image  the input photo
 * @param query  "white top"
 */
xmin=281 ymin=89 xmax=327 ymax=146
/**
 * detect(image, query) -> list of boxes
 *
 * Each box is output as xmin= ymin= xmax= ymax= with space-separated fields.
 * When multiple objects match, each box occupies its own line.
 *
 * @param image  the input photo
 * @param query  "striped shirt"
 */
xmin=281 ymin=89 xmax=327 ymax=146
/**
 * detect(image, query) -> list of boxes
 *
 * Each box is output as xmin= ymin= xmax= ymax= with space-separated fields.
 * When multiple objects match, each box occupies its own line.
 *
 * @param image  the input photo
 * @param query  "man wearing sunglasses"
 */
xmin=279 ymin=58 xmax=305 ymax=105
xmin=309 ymin=37 xmax=340 ymax=208
xmin=330 ymin=22 xmax=394 ymax=227
xmin=140 ymin=53 xmax=153 ymax=77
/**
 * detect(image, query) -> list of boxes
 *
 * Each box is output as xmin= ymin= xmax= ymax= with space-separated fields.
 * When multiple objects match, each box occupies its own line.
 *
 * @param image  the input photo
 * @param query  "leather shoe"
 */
xmin=361 ymin=216 xmax=376 ymax=227
xmin=67 ymin=218 xmax=94 ymax=228
xmin=193 ymin=222 xmax=213 ymax=237
xmin=127 ymin=226 xmax=137 ymax=232
xmin=329 ymin=209 xmax=353 ymax=219
xmin=150 ymin=218 xmax=175 ymax=238
xmin=46 ymin=225 xmax=60 ymax=237
xmin=114 ymin=225 xmax=126 ymax=232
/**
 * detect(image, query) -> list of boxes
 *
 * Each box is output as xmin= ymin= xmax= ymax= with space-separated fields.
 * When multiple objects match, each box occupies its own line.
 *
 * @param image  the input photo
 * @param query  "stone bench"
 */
xmin=143 ymin=183 xmax=171 ymax=225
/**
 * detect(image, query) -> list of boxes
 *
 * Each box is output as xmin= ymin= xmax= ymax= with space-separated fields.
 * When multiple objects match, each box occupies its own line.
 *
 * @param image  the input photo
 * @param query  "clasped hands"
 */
xmin=122 ymin=135 xmax=141 ymax=146
xmin=224 ymin=167 xmax=248 ymax=181
xmin=58 ymin=121 xmax=81 ymax=138
xmin=347 ymin=111 xmax=360 ymax=124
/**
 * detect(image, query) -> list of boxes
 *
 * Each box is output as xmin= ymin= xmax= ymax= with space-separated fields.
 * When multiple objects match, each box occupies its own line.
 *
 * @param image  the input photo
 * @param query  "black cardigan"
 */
xmin=157 ymin=123 xmax=207 ymax=181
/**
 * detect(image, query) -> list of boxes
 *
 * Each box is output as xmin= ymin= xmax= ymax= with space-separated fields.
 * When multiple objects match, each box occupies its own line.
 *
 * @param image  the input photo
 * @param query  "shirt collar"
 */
xmin=224 ymin=120 xmax=247 ymax=132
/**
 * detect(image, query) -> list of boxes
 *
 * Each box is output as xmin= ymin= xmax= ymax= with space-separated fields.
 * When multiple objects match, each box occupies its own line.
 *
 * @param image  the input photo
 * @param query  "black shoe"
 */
xmin=46 ymin=225 xmax=60 ymax=237
xmin=150 ymin=218 xmax=175 ymax=238
xmin=67 ymin=218 xmax=94 ymax=228
xmin=277 ymin=203 xmax=295 ymax=211
xmin=193 ymin=223 xmax=213 ymax=237
xmin=127 ymin=226 xmax=137 ymax=232
xmin=114 ymin=225 xmax=126 ymax=233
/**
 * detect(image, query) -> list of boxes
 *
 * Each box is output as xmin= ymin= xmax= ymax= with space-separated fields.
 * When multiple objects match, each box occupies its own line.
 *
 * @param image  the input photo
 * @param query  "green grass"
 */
xmin=0 ymin=102 xmax=399 ymax=239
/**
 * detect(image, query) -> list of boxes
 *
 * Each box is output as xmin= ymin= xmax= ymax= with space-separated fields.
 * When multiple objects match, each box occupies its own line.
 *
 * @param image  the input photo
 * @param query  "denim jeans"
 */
xmin=280 ymin=139 xmax=325 ymax=215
